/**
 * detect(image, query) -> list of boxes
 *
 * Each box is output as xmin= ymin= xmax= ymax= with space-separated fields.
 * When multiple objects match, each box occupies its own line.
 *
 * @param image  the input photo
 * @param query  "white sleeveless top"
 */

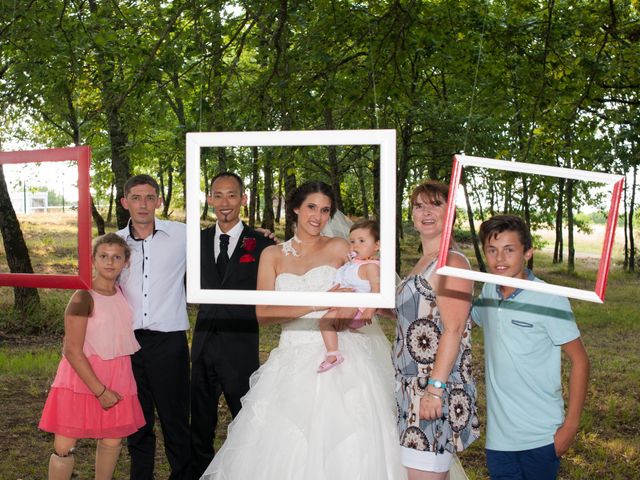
xmin=333 ymin=259 xmax=378 ymax=293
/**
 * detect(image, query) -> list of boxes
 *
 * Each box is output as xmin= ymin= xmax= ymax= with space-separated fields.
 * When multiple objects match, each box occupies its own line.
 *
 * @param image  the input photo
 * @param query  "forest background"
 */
xmin=0 ymin=1 xmax=639 ymax=478
xmin=1 ymin=1 xmax=639 ymax=297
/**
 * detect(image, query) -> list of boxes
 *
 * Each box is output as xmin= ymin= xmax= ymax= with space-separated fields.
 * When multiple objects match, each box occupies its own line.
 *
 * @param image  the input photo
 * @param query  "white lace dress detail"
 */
xmin=280 ymin=238 xmax=299 ymax=257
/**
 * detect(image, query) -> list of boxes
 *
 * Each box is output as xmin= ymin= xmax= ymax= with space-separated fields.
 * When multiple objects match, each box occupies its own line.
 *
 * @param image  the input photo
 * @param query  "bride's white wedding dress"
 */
xmin=201 ymin=265 xmax=407 ymax=480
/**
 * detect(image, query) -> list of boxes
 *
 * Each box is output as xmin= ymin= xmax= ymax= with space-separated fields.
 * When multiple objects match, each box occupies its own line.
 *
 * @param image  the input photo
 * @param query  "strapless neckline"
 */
xmin=275 ymin=265 xmax=337 ymax=295
xmin=276 ymin=264 xmax=337 ymax=280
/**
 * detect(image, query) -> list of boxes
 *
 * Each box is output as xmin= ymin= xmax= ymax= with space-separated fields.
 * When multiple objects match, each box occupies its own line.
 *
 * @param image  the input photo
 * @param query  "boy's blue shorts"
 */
xmin=486 ymin=443 xmax=560 ymax=480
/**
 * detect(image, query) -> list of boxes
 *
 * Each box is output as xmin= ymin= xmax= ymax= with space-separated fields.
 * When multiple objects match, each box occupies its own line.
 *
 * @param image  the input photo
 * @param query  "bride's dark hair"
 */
xmin=286 ymin=181 xmax=337 ymax=223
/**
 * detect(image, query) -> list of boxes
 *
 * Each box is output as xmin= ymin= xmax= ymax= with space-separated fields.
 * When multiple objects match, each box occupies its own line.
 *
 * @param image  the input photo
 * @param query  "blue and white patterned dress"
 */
xmin=393 ymin=251 xmax=480 ymax=455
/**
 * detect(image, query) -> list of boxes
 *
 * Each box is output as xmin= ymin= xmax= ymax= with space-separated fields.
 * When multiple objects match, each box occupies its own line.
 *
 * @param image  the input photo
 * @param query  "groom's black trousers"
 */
xmin=190 ymin=329 xmax=260 ymax=479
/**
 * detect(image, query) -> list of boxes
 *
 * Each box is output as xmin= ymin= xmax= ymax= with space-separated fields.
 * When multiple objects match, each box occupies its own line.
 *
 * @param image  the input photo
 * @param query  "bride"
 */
xmin=200 ymin=181 xmax=406 ymax=480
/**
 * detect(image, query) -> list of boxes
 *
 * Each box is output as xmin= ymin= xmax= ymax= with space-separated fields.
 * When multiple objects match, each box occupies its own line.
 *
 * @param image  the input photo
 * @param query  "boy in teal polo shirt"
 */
xmin=472 ymin=215 xmax=590 ymax=480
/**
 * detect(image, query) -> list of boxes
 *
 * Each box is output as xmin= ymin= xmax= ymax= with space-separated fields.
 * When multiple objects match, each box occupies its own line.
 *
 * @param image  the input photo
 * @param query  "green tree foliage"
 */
xmin=1 ymin=0 xmax=638 ymax=270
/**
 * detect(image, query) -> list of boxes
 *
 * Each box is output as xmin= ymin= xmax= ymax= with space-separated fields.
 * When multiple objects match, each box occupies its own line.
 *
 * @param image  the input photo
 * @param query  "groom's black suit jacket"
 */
xmin=191 ymin=223 xmax=275 ymax=368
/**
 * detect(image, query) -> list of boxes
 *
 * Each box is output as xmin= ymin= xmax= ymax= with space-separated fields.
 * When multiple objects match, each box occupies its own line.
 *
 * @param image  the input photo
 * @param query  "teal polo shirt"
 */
xmin=472 ymin=271 xmax=580 ymax=451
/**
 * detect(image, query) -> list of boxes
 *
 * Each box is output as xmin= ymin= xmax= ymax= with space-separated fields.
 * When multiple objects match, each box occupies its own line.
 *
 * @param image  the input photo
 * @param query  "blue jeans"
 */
xmin=487 ymin=443 xmax=560 ymax=480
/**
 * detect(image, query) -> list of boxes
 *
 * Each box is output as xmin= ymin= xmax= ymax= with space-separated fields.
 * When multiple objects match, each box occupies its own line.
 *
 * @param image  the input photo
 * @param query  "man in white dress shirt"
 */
xmin=117 ymin=174 xmax=190 ymax=480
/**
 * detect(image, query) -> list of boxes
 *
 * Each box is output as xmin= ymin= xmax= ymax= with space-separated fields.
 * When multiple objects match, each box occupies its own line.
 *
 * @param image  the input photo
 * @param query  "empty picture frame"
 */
xmin=186 ymin=129 xmax=396 ymax=307
xmin=436 ymin=154 xmax=624 ymax=303
xmin=0 ymin=146 xmax=92 ymax=289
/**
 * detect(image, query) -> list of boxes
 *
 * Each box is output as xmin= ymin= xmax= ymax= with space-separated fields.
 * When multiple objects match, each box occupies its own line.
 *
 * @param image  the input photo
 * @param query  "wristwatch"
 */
xmin=427 ymin=378 xmax=447 ymax=389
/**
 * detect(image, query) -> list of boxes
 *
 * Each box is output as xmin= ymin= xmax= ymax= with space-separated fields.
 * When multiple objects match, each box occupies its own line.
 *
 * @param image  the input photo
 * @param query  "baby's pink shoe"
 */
xmin=317 ymin=351 xmax=344 ymax=373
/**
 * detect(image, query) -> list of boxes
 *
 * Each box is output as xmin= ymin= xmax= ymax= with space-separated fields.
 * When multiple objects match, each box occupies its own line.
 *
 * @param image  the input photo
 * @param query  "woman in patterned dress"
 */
xmin=393 ymin=180 xmax=479 ymax=479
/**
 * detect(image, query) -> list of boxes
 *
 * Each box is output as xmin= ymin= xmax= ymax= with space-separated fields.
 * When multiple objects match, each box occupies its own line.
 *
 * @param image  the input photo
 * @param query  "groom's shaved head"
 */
xmin=211 ymin=172 xmax=243 ymax=193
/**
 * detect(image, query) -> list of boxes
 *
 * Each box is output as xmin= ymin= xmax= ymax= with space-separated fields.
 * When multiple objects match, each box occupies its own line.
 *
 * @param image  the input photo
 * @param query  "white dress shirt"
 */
xmin=117 ymin=218 xmax=189 ymax=332
xmin=214 ymin=220 xmax=245 ymax=261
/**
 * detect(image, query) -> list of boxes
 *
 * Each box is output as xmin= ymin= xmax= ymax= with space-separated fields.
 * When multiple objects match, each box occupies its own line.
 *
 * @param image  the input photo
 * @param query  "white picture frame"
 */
xmin=186 ymin=129 xmax=397 ymax=307
xmin=436 ymin=154 xmax=625 ymax=303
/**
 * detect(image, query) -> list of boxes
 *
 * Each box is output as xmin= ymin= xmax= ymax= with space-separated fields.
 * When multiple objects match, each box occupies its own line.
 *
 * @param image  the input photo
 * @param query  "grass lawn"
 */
xmin=0 ymin=215 xmax=638 ymax=478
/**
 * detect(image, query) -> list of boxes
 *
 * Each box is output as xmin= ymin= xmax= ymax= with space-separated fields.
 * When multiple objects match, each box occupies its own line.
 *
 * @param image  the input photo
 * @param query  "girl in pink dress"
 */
xmin=317 ymin=219 xmax=381 ymax=372
xmin=39 ymin=233 xmax=145 ymax=480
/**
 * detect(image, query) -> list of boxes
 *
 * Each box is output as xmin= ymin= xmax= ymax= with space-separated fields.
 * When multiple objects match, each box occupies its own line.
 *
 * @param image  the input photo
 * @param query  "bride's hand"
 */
xmin=328 ymin=284 xmax=355 ymax=294
xmin=320 ymin=285 xmax=357 ymax=330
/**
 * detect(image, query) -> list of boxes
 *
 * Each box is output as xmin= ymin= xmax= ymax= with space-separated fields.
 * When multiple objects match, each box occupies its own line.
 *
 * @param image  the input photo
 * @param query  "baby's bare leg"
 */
xmin=319 ymin=316 xmax=339 ymax=353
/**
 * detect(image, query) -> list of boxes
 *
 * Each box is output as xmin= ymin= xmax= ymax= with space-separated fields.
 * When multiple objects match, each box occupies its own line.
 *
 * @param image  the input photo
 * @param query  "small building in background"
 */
xmin=9 ymin=191 xmax=49 ymax=214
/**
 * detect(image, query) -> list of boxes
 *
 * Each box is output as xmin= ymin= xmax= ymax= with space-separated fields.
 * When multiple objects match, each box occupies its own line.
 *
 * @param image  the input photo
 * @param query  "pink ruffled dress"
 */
xmin=39 ymin=289 xmax=145 ymax=439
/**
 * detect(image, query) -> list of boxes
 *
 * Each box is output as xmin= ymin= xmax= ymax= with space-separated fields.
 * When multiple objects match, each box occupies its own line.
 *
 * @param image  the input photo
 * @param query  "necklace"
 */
xmin=281 ymin=239 xmax=299 ymax=257
xmin=292 ymin=234 xmax=321 ymax=245
xmin=281 ymin=234 xmax=321 ymax=257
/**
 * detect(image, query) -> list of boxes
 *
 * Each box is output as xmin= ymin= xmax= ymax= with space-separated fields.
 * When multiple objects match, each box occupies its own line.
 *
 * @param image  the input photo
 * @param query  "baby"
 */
xmin=317 ymin=219 xmax=380 ymax=373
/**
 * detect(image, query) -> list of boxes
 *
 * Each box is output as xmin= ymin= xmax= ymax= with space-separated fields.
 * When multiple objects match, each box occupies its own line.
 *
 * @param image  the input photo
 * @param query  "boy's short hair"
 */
xmin=124 ymin=174 xmax=160 ymax=196
xmin=350 ymin=219 xmax=379 ymax=242
xmin=92 ymin=232 xmax=131 ymax=261
xmin=479 ymin=215 xmax=533 ymax=252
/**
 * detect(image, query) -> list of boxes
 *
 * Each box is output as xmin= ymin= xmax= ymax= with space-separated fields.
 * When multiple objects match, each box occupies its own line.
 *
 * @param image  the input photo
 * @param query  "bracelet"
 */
xmin=427 ymin=378 xmax=447 ymax=389
xmin=427 ymin=392 xmax=443 ymax=401
xmin=95 ymin=385 xmax=107 ymax=398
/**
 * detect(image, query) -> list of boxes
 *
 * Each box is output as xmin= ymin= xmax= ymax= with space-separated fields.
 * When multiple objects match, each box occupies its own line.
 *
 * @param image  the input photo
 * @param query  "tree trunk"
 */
xmin=87 ymin=0 xmax=184 ymax=229
xmin=249 ymin=147 xmax=260 ymax=227
xmin=104 ymin=100 xmax=131 ymax=229
xmin=396 ymin=118 xmax=412 ymax=273
xmin=502 ymin=177 xmax=513 ymax=213
xmin=323 ymin=106 xmax=343 ymax=212
xmin=275 ymin=167 xmax=283 ymax=225
xmin=91 ymin=196 xmax=105 ymax=235
xmin=521 ymin=176 xmax=534 ymax=270
xmin=629 ymin=163 xmax=636 ymax=272
xmin=566 ymin=179 xmax=575 ymax=273
xmin=106 ymin=179 xmax=114 ymax=224
xmin=161 ymin=163 xmax=174 ymax=218
xmin=261 ymin=154 xmax=275 ymax=231
xmin=372 ymin=146 xmax=380 ymax=219
xmin=463 ymin=180 xmax=486 ymax=273
xmin=201 ymin=157 xmax=210 ymax=220
xmin=0 ymin=165 xmax=40 ymax=312
xmin=327 ymin=143 xmax=343 ymax=212
xmin=488 ymin=179 xmax=496 ymax=216
xmin=470 ymin=176 xmax=485 ymax=222
xmin=273 ymin=0 xmax=295 ymax=238
xmin=161 ymin=70 xmax=186 ymax=219
xmin=256 ymin=192 xmax=261 ymax=224
xmin=357 ymin=163 xmax=369 ymax=218
xmin=284 ymin=169 xmax=297 ymax=240
xmin=623 ymin=172 xmax=629 ymax=270
xmin=553 ymin=177 xmax=565 ymax=264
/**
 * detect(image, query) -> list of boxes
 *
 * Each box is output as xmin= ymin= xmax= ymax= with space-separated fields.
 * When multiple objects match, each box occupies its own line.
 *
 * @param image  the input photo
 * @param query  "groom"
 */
xmin=190 ymin=172 xmax=275 ymax=479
